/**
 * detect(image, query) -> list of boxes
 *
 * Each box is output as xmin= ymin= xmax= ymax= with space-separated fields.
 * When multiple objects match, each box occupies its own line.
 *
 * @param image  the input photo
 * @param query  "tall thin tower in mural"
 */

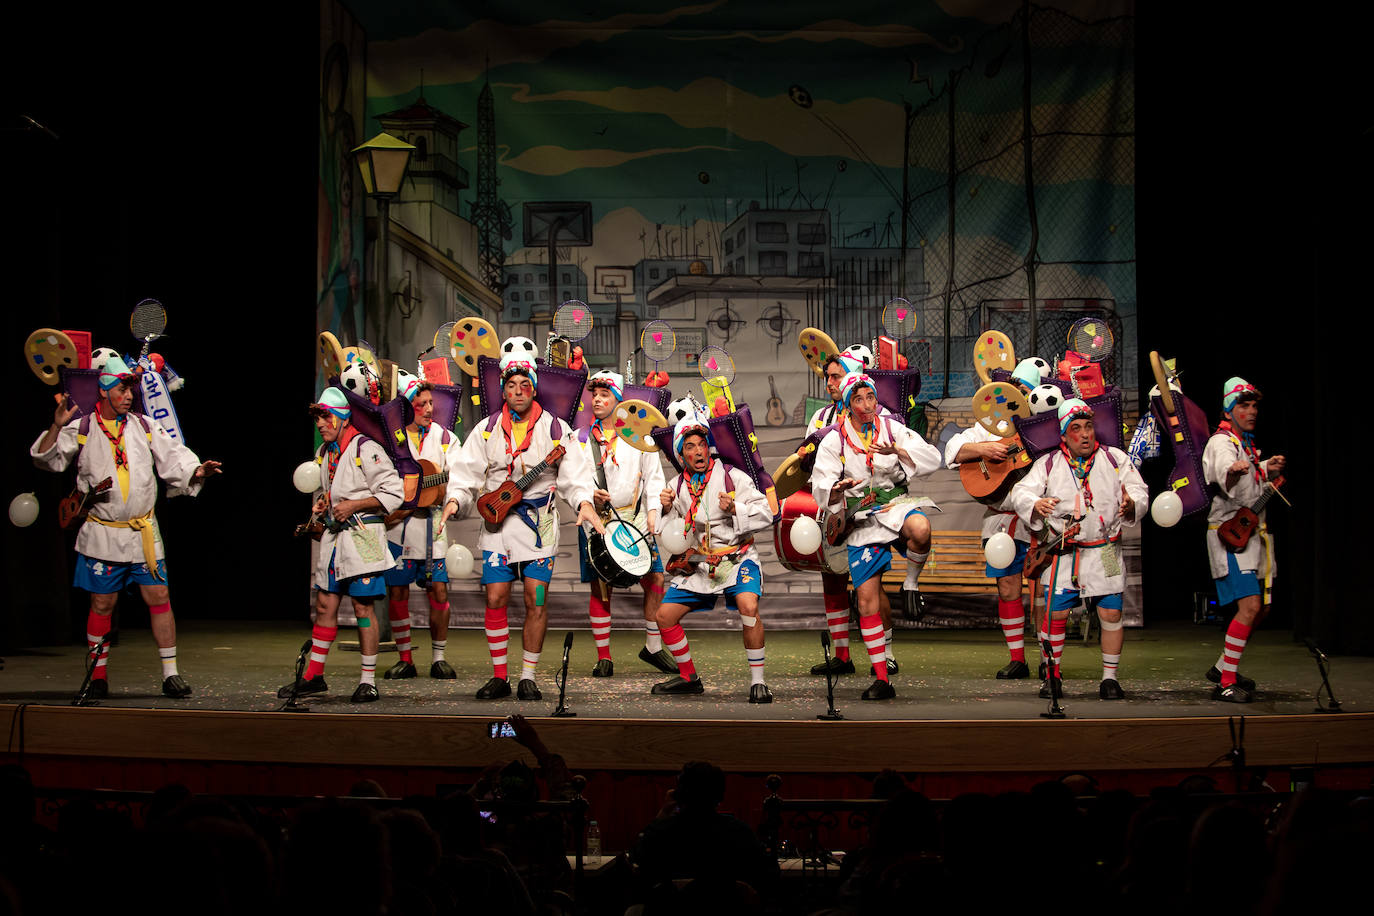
xmin=470 ymin=74 xmax=511 ymax=296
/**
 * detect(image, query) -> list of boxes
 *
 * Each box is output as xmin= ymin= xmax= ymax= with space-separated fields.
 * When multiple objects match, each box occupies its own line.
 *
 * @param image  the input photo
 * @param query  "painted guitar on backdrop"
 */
xmin=388 ymin=458 xmax=451 ymax=524
xmin=766 ymin=375 xmax=786 ymax=427
xmin=58 ymin=477 xmax=112 ymax=529
xmin=1218 ymin=476 xmax=1286 ymax=551
xmin=476 ymin=445 xmax=566 ymax=531
xmin=958 ymin=435 xmax=1033 ymax=502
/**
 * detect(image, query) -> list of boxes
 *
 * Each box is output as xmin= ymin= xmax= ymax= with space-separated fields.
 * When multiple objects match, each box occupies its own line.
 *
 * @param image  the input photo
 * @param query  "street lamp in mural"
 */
xmin=353 ymin=132 xmax=415 ymax=334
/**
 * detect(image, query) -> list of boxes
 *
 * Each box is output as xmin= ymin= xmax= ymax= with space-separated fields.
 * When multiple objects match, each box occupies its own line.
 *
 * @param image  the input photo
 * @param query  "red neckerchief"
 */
xmin=500 ymin=401 xmax=544 ymax=478
xmin=591 ymin=419 xmax=618 ymax=468
xmin=1058 ymin=442 xmax=1098 ymax=510
xmin=839 ymin=415 xmax=879 ymax=473
xmin=325 ymin=423 xmax=360 ymax=500
xmin=1217 ymin=420 xmax=1264 ymax=486
xmin=684 ymin=457 xmax=715 ymax=540
xmin=96 ymin=412 xmax=129 ymax=469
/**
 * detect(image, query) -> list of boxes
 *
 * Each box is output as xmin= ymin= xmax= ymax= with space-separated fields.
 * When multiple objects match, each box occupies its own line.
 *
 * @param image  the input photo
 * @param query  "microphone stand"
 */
xmin=817 ymin=632 xmax=844 ymax=720
xmin=553 ymin=631 xmax=576 ymax=717
xmin=72 ymin=632 xmax=114 ymax=706
xmin=1039 ymin=637 xmax=1065 ymax=719
xmin=1305 ymin=639 xmax=1343 ymax=713
xmin=277 ymin=640 xmax=313 ymax=712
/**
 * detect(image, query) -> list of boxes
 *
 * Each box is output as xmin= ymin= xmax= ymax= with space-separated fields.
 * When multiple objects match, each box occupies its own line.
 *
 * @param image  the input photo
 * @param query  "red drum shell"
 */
xmin=774 ymin=491 xmax=847 ymax=575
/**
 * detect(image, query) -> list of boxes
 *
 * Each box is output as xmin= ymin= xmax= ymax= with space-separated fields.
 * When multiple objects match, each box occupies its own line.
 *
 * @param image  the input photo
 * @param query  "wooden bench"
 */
xmin=881 ymin=528 xmax=1029 ymax=598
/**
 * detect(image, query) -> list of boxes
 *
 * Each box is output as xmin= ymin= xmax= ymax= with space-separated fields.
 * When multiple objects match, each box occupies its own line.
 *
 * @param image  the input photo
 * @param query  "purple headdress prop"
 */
xmin=476 ymin=355 xmax=586 ymax=426
xmin=1013 ymin=387 xmax=1125 ymax=460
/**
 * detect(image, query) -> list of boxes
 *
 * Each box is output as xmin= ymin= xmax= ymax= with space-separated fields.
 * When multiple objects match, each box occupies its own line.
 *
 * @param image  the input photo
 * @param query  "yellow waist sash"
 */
xmin=86 ymin=511 xmax=163 ymax=581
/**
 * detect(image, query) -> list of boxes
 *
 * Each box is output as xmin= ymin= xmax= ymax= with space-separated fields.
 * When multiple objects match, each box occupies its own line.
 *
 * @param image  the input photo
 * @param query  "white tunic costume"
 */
xmin=445 ymin=409 xmax=596 ymax=563
xmin=658 ymin=461 xmax=773 ymax=593
xmin=314 ymin=431 xmax=404 ymax=586
xmin=31 ymin=412 xmax=204 ymax=565
xmin=571 ymin=422 xmax=666 ymax=535
xmin=1010 ymin=445 xmax=1148 ymax=599
xmin=810 ymin=414 xmax=943 ymax=548
xmin=1202 ymin=429 xmax=1277 ymax=584
xmin=944 ymin=423 xmax=1032 ymax=544
xmin=385 ymin=423 xmax=462 ymax=561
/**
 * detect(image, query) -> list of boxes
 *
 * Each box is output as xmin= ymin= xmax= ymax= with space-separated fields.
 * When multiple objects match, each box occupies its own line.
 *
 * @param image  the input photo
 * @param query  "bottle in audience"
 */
xmin=587 ymin=819 xmax=602 ymax=858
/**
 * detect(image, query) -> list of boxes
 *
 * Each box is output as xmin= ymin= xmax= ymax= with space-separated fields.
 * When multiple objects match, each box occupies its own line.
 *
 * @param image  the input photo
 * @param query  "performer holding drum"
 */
xmin=572 ymin=370 xmax=676 ymax=677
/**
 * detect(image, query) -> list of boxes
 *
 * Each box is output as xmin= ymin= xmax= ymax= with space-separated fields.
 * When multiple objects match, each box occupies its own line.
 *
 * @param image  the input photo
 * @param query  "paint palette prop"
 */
xmin=972 ymin=381 xmax=1031 ymax=438
xmin=798 ymin=327 xmax=841 ymax=377
xmin=973 ymin=331 xmax=1015 ymax=384
xmin=771 ymin=453 xmax=808 ymax=501
xmin=449 ymin=316 xmax=499 ymax=377
xmin=25 ymin=328 xmax=78 ymax=385
xmin=318 ymin=331 xmax=346 ymax=378
xmin=610 ymin=399 xmax=667 ymax=452
xmin=881 ymin=297 xmax=917 ymax=339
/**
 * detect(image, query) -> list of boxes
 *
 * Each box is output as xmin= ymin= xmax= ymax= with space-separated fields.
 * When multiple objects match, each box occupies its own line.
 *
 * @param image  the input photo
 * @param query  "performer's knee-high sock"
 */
xmin=520 ymin=650 xmax=540 ymax=683
xmin=1218 ymin=619 xmax=1252 ymax=687
xmin=148 ymin=603 xmax=177 ymax=676
xmin=589 ymin=590 xmax=613 ymax=661
xmin=859 ymin=613 xmax=888 ymax=682
xmin=998 ymin=598 xmax=1027 ymax=663
xmin=304 ymin=624 xmax=337 ymax=680
xmin=822 ymin=590 xmax=851 ymax=661
xmin=746 ymin=646 xmax=766 ymax=685
xmin=390 ymin=599 xmax=413 ymax=664
xmin=884 ymin=627 xmax=895 ymax=662
xmin=484 ymin=607 xmax=509 ymax=680
xmin=903 ymin=548 xmax=929 ymax=590
xmin=426 ymin=595 xmax=449 ymax=661
xmin=86 ymin=610 xmax=111 ymax=680
xmin=1047 ymin=616 xmax=1067 ymax=672
xmin=661 ymin=624 xmax=697 ymax=680
xmin=644 ymin=619 xmax=664 ymax=652
xmin=360 ymin=653 xmax=377 ymax=686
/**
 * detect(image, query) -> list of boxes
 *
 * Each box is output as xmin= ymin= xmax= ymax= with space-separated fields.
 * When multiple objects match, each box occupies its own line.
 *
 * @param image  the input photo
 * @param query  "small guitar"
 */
xmin=665 ymin=551 xmax=733 ymax=575
xmin=958 ymin=435 xmax=1032 ymax=501
xmin=390 ymin=458 xmax=451 ymax=524
xmin=766 ymin=375 xmax=786 ymax=427
xmin=59 ymin=477 xmax=113 ymax=529
xmin=293 ymin=508 xmax=325 ymax=541
xmin=823 ymin=491 xmax=877 ymax=547
xmin=476 ymin=445 xmax=566 ymax=531
xmin=1218 ymin=475 xmax=1286 ymax=551
xmin=1024 ymin=518 xmax=1082 ymax=580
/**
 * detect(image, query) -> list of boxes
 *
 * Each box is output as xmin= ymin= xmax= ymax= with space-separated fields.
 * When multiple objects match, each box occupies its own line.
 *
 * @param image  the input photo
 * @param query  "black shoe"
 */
xmin=476 ymin=677 xmax=511 ymax=700
xmin=1099 ymin=678 xmax=1125 ymax=700
xmin=651 ymin=675 xmax=704 ymax=695
xmin=639 ymin=646 xmax=678 ymax=674
xmin=277 ymin=676 xmax=327 ymax=699
xmin=88 ymin=679 xmax=109 ymax=699
xmin=861 ymin=679 xmax=896 ymax=701
xmin=1212 ymin=683 xmax=1252 ymax=704
xmin=591 ymin=658 xmax=614 ymax=678
xmin=1206 ymin=666 xmax=1256 ymax=692
xmin=429 ymin=660 xmax=457 ymax=679
xmin=517 ymin=679 xmax=542 ymax=701
xmin=749 ymin=683 xmax=773 ymax=704
xmin=997 ymin=660 xmax=1031 ymax=680
xmin=351 ymin=682 xmax=379 ymax=703
xmin=885 ymin=658 xmax=900 ymax=676
xmin=384 ymin=660 xmax=417 ymax=680
xmin=162 ymin=675 xmax=192 ymax=699
xmin=809 ymin=656 xmax=856 ymax=676
xmin=1039 ymin=677 xmax=1062 ymax=699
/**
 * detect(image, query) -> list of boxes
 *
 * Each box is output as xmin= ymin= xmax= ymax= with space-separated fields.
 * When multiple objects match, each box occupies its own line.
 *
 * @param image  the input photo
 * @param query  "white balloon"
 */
xmin=789 ymin=515 xmax=822 ymax=554
xmin=658 ymin=525 xmax=689 ymax=556
xmin=445 ymin=543 xmax=475 ymax=577
xmin=1151 ymin=490 xmax=1184 ymax=528
xmin=984 ymin=531 xmax=1016 ymax=568
xmin=8 ymin=493 xmax=38 ymax=528
xmin=292 ymin=461 xmax=320 ymax=494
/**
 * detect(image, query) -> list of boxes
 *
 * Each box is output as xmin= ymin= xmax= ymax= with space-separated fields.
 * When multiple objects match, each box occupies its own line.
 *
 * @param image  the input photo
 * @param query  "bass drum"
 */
xmin=774 ymin=491 xmax=847 ymax=575
xmin=588 ymin=518 xmax=654 ymax=589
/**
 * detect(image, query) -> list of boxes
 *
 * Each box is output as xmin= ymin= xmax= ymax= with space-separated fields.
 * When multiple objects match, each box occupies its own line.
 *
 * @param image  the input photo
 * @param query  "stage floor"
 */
xmin=2 ymin=619 xmax=1365 ymax=721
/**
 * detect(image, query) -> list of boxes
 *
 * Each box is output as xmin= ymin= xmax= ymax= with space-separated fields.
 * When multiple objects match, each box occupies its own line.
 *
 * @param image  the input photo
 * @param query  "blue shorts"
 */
xmin=481 ymin=551 xmax=554 ymax=585
xmin=985 ymin=539 xmax=1030 ymax=578
xmin=577 ymin=526 xmax=664 ymax=584
xmin=847 ymin=544 xmax=893 ymax=588
xmin=383 ymin=541 xmax=449 ymax=587
xmin=1045 ymin=589 xmax=1123 ymax=613
xmin=321 ymin=549 xmax=386 ymax=598
xmin=662 ymin=560 xmax=762 ymax=612
xmin=73 ymin=553 xmax=168 ymax=593
xmin=1215 ymin=552 xmax=1261 ymax=606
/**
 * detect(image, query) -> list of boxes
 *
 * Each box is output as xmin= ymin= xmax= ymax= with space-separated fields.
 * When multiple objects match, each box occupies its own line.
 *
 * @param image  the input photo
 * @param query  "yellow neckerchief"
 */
xmin=98 ymin=413 xmax=132 ymax=501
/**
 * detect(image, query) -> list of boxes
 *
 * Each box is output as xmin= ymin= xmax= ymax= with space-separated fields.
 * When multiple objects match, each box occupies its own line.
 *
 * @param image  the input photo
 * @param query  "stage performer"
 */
xmin=571 ymin=370 xmax=676 ymax=677
xmin=1011 ymin=399 xmax=1148 ymax=700
xmin=440 ymin=351 xmax=599 ymax=701
xmin=943 ymin=358 xmax=1044 ymax=680
xmin=1202 ymin=377 xmax=1285 ymax=703
xmin=278 ymin=387 xmax=403 ymax=703
xmin=383 ymin=378 xmax=462 ymax=681
xmin=810 ymin=372 xmax=942 ymax=700
xmin=653 ymin=420 xmax=776 ymax=702
xmin=31 ymin=355 xmax=221 ymax=699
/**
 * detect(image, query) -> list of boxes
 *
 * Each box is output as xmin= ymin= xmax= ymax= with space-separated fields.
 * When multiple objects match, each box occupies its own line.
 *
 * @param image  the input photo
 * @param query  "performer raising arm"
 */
xmin=811 ymin=372 xmax=942 ymax=700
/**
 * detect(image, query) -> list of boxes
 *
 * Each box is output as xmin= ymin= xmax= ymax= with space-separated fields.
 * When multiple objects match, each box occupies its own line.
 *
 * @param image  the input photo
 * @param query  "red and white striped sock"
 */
xmin=822 ymin=590 xmax=852 ymax=661
xmin=859 ymin=613 xmax=887 ymax=682
xmin=661 ymin=624 xmax=697 ymax=680
xmin=1047 ymin=616 xmax=1068 ymax=673
xmin=86 ymin=610 xmax=111 ymax=680
xmin=998 ymin=598 xmax=1027 ymax=663
xmin=1218 ymin=619 xmax=1252 ymax=687
xmin=390 ymin=599 xmax=413 ymax=664
xmin=484 ymin=607 xmax=509 ymax=680
xmin=746 ymin=646 xmax=766 ymax=685
xmin=589 ymin=590 xmax=613 ymax=661
xmin=304 ymin=624 xmax=337 ymax=680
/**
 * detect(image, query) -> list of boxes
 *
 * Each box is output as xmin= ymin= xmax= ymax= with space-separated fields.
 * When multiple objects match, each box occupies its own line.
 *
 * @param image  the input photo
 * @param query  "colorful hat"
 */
xmin=311 ymin=386 xmax=351 ymax=420
xmin=97 ymin=354 xmax=136 ymax=391
xmin=396 ymin=368 xmax=422 ymax=402
xmin=1010 ymin=357 xmax=1045 ymax=389
xmin=587 ymin=370 xmax=624 ymax=401
xmin=1222 ymin=376 xmax=1259 ymax=412
xmin=836 ymin=353 xmax=865 ymax=376
xmin=840 ymin=371 xmax=876 ymax=410
xmin=673 ymin=418 xmax=713 ymax=457
xmin=842 ymin=344 xmax=873 ymax=370
xmin=1057 ymin=397 xmax=1093 ymax=436
xmin=498 ymin=344 xmax=538 ymax=389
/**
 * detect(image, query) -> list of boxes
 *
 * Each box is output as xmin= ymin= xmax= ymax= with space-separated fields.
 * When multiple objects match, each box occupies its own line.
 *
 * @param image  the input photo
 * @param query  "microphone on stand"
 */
xmin=817 ymin=631 xmax=844 ymax=720
xmin=72 ymin=631 xmax=116 ymax=706
xmin=553 ymin=631 xmax=577 ymax=717
xmin=1040 ymin=637 xmax=1065 ymax=719
xmin=1304 ymin=638 xmax=1342 ymax=712
xmin=277 ymin=639 xmax=314 ymax=713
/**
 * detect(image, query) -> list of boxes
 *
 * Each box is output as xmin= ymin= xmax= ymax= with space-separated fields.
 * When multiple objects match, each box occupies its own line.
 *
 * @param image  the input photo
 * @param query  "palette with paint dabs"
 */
xmin=449 ymin=317 xmax=500 ymax=377
xmin=611 ymin=399 xmax=668 ymax=452
xmin=25 ymin=328 xmax=79 ymax=385
xmin=972 ymin=381 xmax=1031 ymax=438
xmin=797 ymin=327 xmax=841 ymax=377
xmin=973 ymin=331 xmax=1015 ymax=384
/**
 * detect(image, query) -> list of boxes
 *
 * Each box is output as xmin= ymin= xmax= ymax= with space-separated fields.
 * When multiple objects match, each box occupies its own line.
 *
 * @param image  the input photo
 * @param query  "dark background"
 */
xmin=3 ymin=6 xmax=1368 ymax=653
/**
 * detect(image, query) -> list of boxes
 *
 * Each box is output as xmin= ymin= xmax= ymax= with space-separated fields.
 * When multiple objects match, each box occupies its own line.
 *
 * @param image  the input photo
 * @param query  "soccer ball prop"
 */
xmin=1027 ymin=384 xmax=1063 ymax=415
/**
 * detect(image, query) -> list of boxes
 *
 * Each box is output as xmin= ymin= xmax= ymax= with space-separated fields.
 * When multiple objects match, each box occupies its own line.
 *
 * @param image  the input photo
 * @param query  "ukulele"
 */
xmin=389 ymin=458 xmax=450 ymax=524
xmin=293 ymin=507 xmax=325 ymax=541
xmin=58 ymin=477 xmax=113 ymax=529
xmin=476 ymin=445 xmax=566 ymax=531
xmin=958 ymin=435 xmax=1032 ymax=502
xmin=1024 ymin=518 xmax=1082 ymax=579
xmin=766 ymin=375 xmax=786 ymax=427
xmin=1218 ymin=475 xmax=1286 ymax=551
xmin=823 ymin=490 xmax=877 ymax=546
